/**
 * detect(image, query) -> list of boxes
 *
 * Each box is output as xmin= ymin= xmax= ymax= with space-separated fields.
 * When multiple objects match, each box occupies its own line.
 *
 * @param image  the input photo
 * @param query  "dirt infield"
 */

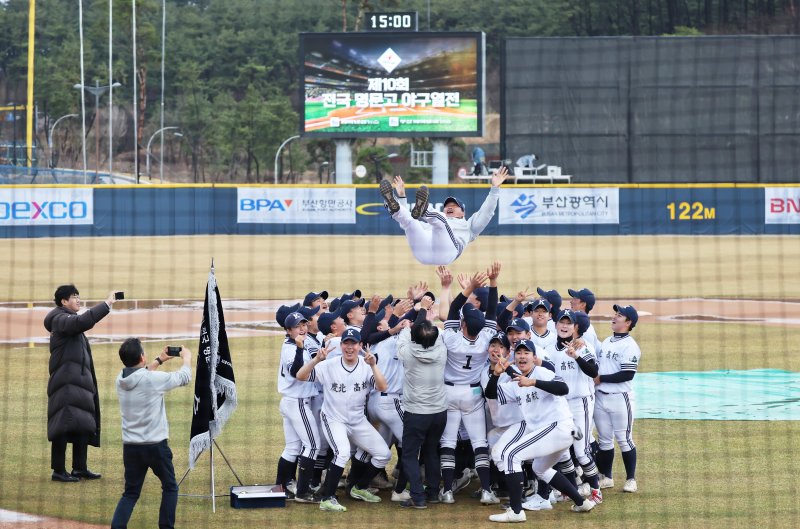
xmin=3 ymin=297 xmax=800 ymax=347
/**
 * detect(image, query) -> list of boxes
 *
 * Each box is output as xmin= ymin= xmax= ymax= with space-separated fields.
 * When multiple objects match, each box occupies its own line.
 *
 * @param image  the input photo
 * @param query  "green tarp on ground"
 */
xmin=634 ymin=369 xmax=800 ymax=421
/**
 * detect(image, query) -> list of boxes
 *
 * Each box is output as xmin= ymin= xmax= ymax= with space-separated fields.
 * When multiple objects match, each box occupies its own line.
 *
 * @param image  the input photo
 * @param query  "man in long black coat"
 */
xmin=44 ymin=285 xmax=117 ymax=482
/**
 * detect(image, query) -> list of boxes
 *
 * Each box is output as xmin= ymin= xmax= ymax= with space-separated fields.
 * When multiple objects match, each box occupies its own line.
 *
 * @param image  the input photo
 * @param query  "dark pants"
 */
xmin=51 ymin=437 xmax=88 ymax=473
xmin=401 ymin=410 xmax=447 ymax=503
xmin=111 ymin=440 xmax=178 ymax=529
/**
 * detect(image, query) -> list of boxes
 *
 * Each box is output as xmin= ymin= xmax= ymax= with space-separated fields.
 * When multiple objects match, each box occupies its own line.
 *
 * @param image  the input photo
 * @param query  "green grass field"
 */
xmin=1 ymin=234 xmax=799 ymax=528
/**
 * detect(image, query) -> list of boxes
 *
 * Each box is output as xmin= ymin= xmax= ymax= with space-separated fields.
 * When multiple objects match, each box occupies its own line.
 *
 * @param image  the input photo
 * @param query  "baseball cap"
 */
xmin=472 ymin=287 xmax=489 ymax=311
xmin=275 ymin=303 xmax=301 ymax=329
xmin=536 ymin=287 xmax=562 ymax=315
xmin=568 ymin=288 xmax=596 ymax=312
xmin=340 ymin=328 xmax=362 ymax=343
xmin=378 ymin=295 xmax=394 ymax=312
xmin=514 ymin=338 xmax=537 ymax=355
xmin=505 ymin=318 xmax=531 ymax=333
xmin=496 ymin=301 xmax=523 ymax=319
xmin=613 ymin=304 xmax=639 ymax=329
xmin=574 ymin=311 xmax=591 ymax=337
xmin=529 ymin=298 xmax=552 ymax=313
xmin=490 ymin=331 xmax=511 ymax=349
xmin=298 ymin=305 xmax=321 ymax=320
xmin=340 ymin=290 xmax=362 ymax=303
xmin=303 ymin=290 xmax=328 ymax=307
xmin=461 ymin=303 xmax=485 ymax=336
xmin=283 ymin=312 xmax=308 ymax=329
xmin=340 ymin=298 xmax=365 ymax=315
xmin=328 ymin=297 xmax=341 ymax=312
xmin=556 ymin=309 xmax=577 ymax=324
xmin=317 ymin=309 xmax=343 ymax=335
xmin=443 ymin=196 xmax=466 ymax=213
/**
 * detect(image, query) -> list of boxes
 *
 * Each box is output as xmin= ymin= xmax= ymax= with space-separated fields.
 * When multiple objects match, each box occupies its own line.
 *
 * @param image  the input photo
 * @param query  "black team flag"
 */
xmin=189 ymin=262 xmax=238 ymax=468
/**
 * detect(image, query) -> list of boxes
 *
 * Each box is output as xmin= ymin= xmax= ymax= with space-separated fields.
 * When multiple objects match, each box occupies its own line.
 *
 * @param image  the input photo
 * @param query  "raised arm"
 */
xmin=467 ymin=166 xmax=508 ymax=238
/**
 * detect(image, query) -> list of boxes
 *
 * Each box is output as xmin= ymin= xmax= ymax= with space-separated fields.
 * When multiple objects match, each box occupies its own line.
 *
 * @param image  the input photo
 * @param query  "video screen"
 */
xmin=300 ymin=32 xmax=485 ymax=138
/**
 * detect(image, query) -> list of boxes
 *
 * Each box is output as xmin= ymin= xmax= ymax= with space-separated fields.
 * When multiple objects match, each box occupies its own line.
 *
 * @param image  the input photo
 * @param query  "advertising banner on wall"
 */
xmin=0 ymin=187 xmax=93 ymax=226
xmin=498 ymin=188 xmax=619 ymax=224
xmin=764 ymin=187 xmax=800 ymax=224
xmin=237 ymin=188 xmax=356 ymax=224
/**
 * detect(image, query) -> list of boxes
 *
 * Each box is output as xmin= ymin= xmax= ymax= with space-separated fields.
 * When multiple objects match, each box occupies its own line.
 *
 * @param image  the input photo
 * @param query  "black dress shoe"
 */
xmin=52 ymin=471 xmax=80 ymax=482
xmin=71 ymin=469 xmax=102 ymax=480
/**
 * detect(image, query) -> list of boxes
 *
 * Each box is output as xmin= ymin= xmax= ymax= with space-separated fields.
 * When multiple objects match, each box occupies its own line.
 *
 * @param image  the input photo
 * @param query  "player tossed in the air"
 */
xmin=378 ymin=166 xmax=509 ymax=265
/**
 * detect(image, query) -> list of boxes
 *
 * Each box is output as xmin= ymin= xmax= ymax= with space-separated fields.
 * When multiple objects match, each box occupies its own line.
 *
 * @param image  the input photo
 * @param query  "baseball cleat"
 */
xmin=350 ymin=485 xmax=382 ymax=503
xmin=598 ymin=475 xmax=614 ymax=489
xmin=294 ymin=491 xmax=319 ymax=504
xmin=285 ymin=480 xmax=297 ymax=495
xmin=391 ymin=490 xmax=411 ymax=502
xmin=480 ymin=489 xmax=500 ymax=505
xmin=319 ymin=497 xmax=347 ymax=512
xmin=370 ymin=472 xmax=394 ymax=490
xmin=623 ymin=478 xmax=638 ymax=493
xmin=439 ymin=489 xmax=455 ymax=504
xmin=380 ymin=180 xmax=400 ymax=214
xmin=411 ymin=186 xmax=429 ymax=219
xmin=521 ymin=494 xmax=553 ymax=511
xmin=590 ymin=488 xmax=603 ymax=504
xmin=453 ymin=468 xmax=472 ymax=493
xmin=399 ymin=498 xmax=428 ymax=509
xmin=489 ymin=507 xmax=527 ymax=523
xmin=571 ymin=498 xmax=597 ymax=512
xmin=577 ymin=482 xmax=591 ymax=497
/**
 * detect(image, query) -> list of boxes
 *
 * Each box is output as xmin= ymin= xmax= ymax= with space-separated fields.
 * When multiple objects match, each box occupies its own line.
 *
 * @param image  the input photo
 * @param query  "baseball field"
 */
xmin=1 ymin=234 xmax=799 ymax=528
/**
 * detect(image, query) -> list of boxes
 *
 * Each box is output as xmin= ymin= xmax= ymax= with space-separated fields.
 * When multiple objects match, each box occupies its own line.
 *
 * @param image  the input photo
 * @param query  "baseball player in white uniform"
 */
xmin=594 ymin=304 xmax=641 ymax=494
xmin=485 ymin=339 xmax=597 ymax=522
xmin=439 ymin=269 xmax=499 ymax=505
xmin=545 ymin=309 xmax=603 ymax=505
xmin=296 ymin=328 xmax=392 ymax=512
xmin=378 ymin=168 xmax=509 ymax=265
xmin=536 ymin=287 xmax=562 ymax=333
xmin=276 ymin=311 xmax=323 ymax=503
xmin=568 ymin=288 xmax=602 ymax=355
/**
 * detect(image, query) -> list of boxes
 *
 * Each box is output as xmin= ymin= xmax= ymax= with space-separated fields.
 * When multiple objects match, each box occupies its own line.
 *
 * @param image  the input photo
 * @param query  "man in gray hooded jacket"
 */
xmin=395 ymin=295 xmax=447 ymax=508
xmin=111 ymin=338 xmax=192 ymax=529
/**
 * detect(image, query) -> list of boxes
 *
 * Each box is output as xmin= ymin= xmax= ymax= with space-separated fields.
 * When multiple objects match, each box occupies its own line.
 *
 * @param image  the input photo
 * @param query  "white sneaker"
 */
xmin=391 ymin=490 xmax=411 ymax=502
xmin=548 ymin=490 xmax=565 ymax=504
xmin=454 ymin=468 xmax=472 ymax=493
xmin=521 ymin=495 xmax=553 ymax=511
xmin=370 ymin=473 xmax=394 ymax=489
xmin=623 ymin=478 xmax=637 ymax=493
xmin=480 ymin=489 xmax=500 ymax=505
xmin=590 ymin=488 xmax=603 ymax=504
xmin=571 ymin=498 xmax=596 ymax=512
xmin=286 ymin=480 xmax=297 ymax=495
xmin=489 ymin=507 xmax=527 ymax=523
xmin=598 ymin=475 xmax=614 ymax=489
xmin=439 ymin=489 xmax=455 ymax=504
xmin=577 ymin=482 xmax=591 ymax=497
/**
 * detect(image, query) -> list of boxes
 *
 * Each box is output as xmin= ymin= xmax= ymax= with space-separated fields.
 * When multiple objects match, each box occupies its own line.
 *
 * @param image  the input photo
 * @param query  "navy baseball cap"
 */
xmin=557 ymin=309 xmax=577 ymax=324
xmin=284 ymin=312 xmax=308 ymax=329
xmin=275 ymin=303 xmax=301 ymax=329
xmin=490 ymin=331 xmax=511 ymax=349
xmin=298 ymin=305 xmax=321 ymax=320
xmin=537 ymin=287 xmax=562 ymax=315
xmin=340 ymin=298 xmax=365 ymax=315
xmin=496 ymin=301 xmax=523 ymax=319
xmin=514 ymin=339 xmax=537 ymax=355
xmin=530 ymin=298 xmax=552 ymax=312
xmin=317 ymin=309 xmax=343 ymax=335
xmin=461 ymin=303 xmax=485 ymax=335
xmin=574 ymin=311 xmax=591 ymax=337
xmin=340 ymin=290 xmax=362 ymax=303
xmin=568 ymin=288 xmax=596 ymax=312
xmin=506 ymin=318 xmax=531 ymax=333
xmin=613 ymin=304 xmax=639 ymax=329
xmin=378 ymin=295 xmax=394 ymax=312
xmin=341 ymin=328 xmax=362 ymax=343
xmin=303 ymin=290 xmax=328 ymax=307
xmin=472 ymin=287 xmax=489 ymax=311
xmin=443 ymin=196 xmax=466 ymax=213
xmin=329 ymin=297 xmax=341 ymax=312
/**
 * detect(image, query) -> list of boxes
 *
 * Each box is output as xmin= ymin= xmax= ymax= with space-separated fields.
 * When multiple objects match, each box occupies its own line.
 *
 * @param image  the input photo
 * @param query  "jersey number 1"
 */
xmin=462 ymin=355 xmax=473 ymax=369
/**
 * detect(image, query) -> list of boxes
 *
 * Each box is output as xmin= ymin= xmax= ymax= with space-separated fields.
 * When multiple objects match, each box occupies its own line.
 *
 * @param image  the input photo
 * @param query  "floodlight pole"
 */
xmin=274 ymin=135 xmax=300 ymax=184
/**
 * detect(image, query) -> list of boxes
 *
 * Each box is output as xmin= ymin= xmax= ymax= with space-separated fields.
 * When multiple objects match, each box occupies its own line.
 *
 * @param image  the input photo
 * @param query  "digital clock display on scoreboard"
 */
xmin=366 ymin=12 xmax=418 ymax=32
xmin=299 ymin=32 xmax=486 ymax=138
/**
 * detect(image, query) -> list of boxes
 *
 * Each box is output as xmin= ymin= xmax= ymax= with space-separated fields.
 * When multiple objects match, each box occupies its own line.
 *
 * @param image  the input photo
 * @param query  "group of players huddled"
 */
xmin=274 ymin=262 xmax=641 ymax=522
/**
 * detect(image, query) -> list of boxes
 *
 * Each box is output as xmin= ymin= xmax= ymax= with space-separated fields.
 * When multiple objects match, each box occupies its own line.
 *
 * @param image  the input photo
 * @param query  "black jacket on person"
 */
xmin=44 ymin=302 xmax=110 ymax=446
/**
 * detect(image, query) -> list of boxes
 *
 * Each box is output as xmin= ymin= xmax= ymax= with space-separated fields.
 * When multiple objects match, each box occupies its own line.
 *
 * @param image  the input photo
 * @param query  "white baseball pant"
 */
xmin=320 ymin=411 xmax=392 ymax=469
xmin=391 ymin=206 xmax=462 ymax=265
xmin=499 ymin=421 xmax=574 ymax=481
xmin=279 ymin=396 xmax=322 ymax=462
xmin=594 ymin=391 xmax=636 ymax=452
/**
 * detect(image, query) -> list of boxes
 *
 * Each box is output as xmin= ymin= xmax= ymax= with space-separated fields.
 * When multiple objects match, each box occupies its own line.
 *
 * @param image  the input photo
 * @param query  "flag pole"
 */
xmin=210 ymin=441 xmax=216 ymax=513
